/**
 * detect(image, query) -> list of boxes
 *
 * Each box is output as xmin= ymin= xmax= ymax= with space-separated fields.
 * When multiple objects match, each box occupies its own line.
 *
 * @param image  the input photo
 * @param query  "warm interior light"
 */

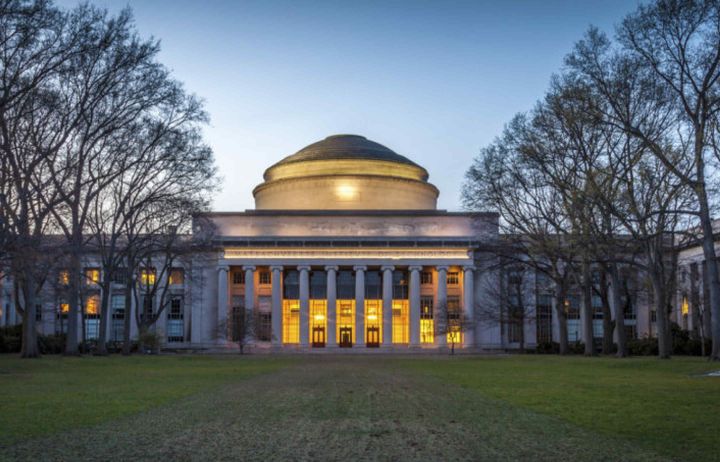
xmin=314 ymin=313 xmax=325 ymax=321
xmin=681 ymin=297 xmax=689 ymax=316
xmin=336 ymin=184 xmax=358 ymax=201
xmin=367 ymin=314 xmax=377 ymax=321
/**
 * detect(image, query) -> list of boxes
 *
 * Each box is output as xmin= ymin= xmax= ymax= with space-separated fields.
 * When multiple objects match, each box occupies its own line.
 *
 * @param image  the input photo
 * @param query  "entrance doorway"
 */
xmin=312 ymin=326 xmax=325 ymax=347
xmin=339 ymin=327 xmax=352 ymax=347
xmin=366 ymin=326 xmax=380 ymax=347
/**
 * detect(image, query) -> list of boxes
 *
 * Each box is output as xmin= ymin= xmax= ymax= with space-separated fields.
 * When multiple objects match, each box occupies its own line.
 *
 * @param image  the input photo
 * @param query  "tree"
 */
xmin=475 ymin=262 xmax=537 ymax=353
xmin=567 ymin=0 xmax=720 ymax=360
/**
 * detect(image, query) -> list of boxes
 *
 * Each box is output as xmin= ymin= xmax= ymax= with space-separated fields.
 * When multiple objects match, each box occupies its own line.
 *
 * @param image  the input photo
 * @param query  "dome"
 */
xmin=253 ymin=135 xmax=439 ymax=210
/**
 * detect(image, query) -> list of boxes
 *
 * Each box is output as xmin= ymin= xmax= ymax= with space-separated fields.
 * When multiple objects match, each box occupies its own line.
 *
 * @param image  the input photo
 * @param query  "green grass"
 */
xmin=0 ymin=354 xmax=287 ymax=446
xmin=0 ymin=354 xmax=717 ymax=461
xmin=400 ymin=355 xmax=720 ymax=461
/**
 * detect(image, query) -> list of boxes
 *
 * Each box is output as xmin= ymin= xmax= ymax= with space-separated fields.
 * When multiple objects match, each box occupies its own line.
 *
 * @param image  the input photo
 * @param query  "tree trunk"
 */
xmin=20 ymin=273 xmax=40 ymax=358
xmin=554 ymin=286 xmax=569 ymax=355
xmin=608 ymin=263 xmax=627 ymax=357
xmin=651 ymin=273 xmax=671 ymax=359
xmin=96 ymin=278 xmax=111 ymax=355
xmin=122 ymin=277 xmax=133 ymax=356
xmin=696 ymin=190 xmax=720 ymax=360
xmin=64 ymin=252 xmax=81 ymax=355
xmin=581 ymin=259 xmax=595 ymax=356
xmin=599 ymin=269 xmax=613 ymax=355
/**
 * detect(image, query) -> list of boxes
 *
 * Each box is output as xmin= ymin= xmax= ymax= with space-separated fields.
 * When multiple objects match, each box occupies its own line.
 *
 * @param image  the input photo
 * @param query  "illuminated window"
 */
xmin=140 ymin=268 xmax=156 ymax=286
xmin=232 ymin=271 xmax=245 ymax=285
xmin=365 ymin=299 xmax=382 ymax=346
xmin=420 ymin=296 xmax=434 ymax=344
xmin=310 ymin=300 xmax=327 ymax=346
xmin=58 ymin=270 xmax=70 ymax=285
xmin=60 ymin=303 xmax=70 ymax=314
xmin=681 ymin=296 xmax=689 ymax=316
xmin=282 ymin=300 xmax=300 ymax=344
xmin=392 ymin=300 xmax=409 ymax=344
xmin=85 ymin=294 xmax=100 ymax=340
xmin=85 ymin=295 xmax=99 ymax=315
xmin=259 ymin=271 xmax=271 ymax=285
xmin=169 ymin=268 xmax=184 ymax=285
xmin=447 ymin=272 xmax=459 ymax=285
xmin=421 ymin=271 xmax=433 ymax=285
xmin=446 ymin=296 xmax=462 ymax=345
xmin=84 ymin=268 xmax=100 ymax=285
xmin=337 ymin=300 xmax=355 ymax=346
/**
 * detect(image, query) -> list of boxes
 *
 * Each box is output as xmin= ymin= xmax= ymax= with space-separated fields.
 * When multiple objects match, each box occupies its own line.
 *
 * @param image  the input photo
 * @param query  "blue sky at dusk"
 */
xmin=57 ymin=0 xmax=639 ymax=211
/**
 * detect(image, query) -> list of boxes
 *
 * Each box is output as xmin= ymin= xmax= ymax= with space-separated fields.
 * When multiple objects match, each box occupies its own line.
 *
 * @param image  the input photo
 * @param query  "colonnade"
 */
xmin=219 ymin=264 xmax=475 ymax=348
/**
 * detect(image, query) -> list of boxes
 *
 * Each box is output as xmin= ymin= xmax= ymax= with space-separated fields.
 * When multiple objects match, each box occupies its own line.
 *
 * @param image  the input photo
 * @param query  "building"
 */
xmin=2 ymin=134 xmax=708 ymax=352
xmin=192 ymin=134 xmax=502 ymax=350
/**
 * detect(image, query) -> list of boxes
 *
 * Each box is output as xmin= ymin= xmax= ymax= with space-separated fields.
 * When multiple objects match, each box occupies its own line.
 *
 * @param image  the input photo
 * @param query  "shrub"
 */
xmin=138 ymin=330 xmax=161 ymax=354
xmin=0 ymin=325 xmax=22 ymax=353
xmin=628 ymin=337 xmax=658 ymax=356
xmin=38 ymin=334 xmax=66 ymax=354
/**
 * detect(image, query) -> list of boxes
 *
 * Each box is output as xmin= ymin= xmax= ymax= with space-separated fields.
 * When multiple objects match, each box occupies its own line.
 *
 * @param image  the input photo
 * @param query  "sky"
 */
xmin=58 ymin=0 xmax=640 ymax=212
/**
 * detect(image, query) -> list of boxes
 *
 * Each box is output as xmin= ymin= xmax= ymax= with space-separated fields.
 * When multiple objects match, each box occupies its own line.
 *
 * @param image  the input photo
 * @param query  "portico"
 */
xmin=194 ymin=134 xmax=499 ymax=352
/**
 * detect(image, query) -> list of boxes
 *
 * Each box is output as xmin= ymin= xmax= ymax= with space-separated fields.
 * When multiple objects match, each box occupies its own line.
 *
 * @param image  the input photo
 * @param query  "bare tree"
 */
xmin=567 ymin=1 xmax=720 ymax=359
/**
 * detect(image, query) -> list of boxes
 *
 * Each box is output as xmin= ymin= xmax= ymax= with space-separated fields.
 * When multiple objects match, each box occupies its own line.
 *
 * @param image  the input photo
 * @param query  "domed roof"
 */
xmin=254 ymin=134 xmax=438 ymax=210
xmin=271 ymin=134 xmax=422 ymax=170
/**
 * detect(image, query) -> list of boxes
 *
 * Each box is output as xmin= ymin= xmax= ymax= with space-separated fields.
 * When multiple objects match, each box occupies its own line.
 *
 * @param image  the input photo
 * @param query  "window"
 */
xmin=421 ymin=271 xmax=433 ymax=285
xmin=57 ymin=303 xmax=69 ymax=334
xmin=231 ymin=295 xmax=244 ymax=341
xmin=392 ymin=300 xmax=409 ymax=344
xmin=167 ymin=297 xmax=184 ymax=342
xmin=592 ymin=295 xmax=603 ymax=319
xmin=142 ymin=295 xmax=153 ymax=322
xmin=283 ymin=270 xmax=299 ymax=299
xmin=282 ymin=300 xmax=299 ymax=343
xmin=310 ymin=271 xmax=326 ymax=299
xmin=85 ymin=294 xmax=100 ymax=340
xmin=256 ymin=312 xmax=272 ymax=342
xmin=112 ymin=267 xmax=127 ymax=284
xmin=140 ymin=268 xmax=156 ymax=286
xmin=447 ymin=272 xmax=459 ymax=285
xmin=681 ymin=296 xmax=689 ymax=316
xmin=58 ymin=270 xmax=70 ymax=286
xmin=232 ymin=271 xmax=245 ymax=285
xmin=169 ymin=268 xmax=184 ymax=286
xmin=364 ymin=271 xmax=382 ymax=299
xmin=84 ymin=268 xmax=100 ymax=285
xmin=536 ymin=294 xmax=552 ymax=344
xmin=392 ymin=270 xmax=408 ymax=299
xmin=565 ymin=295 xmax=580 ymax=319
xmin=258 ymin=270 xmax=271 ymax=285
xmin=651 ymin=310 xmax=657 ymax=323
xmin=256 ymin=296 xmax=272 ymax=342
xmin=111 ymin=295 xmax=125 ymax=342
xmin=85 ymin=295 xmax=99 ymax=316
xmin=337 ymin=270 xmax=355 ymax=299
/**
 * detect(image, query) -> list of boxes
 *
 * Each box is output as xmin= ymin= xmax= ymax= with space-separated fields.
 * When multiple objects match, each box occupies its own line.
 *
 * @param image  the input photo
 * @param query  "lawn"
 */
xmin=0 ymin=354 xmax=717 ymax=461
xmin=400 ymin=355 xmax=720 ymax=462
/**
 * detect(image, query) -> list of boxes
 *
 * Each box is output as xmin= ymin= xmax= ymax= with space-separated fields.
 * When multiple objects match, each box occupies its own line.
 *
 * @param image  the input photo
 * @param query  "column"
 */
xmin=243 ymin=266 xmax=255 ymax=342
xmin=270 ymin=265 xmax=283 ymax=346
xmin=436 ymin=266 xmax=448 ymax=347
xmin=217 ymin=265 xmax=229 ymax=343
xmin=325 ymin=266 xmax=338 ymax=347
xmin=381 ymin=265 xmax=394 ymax=347
xmin=409 ymin=265 xmax=422 ymax=347
xmin=354 ymin=266 xmax=366 ymax=347
xmin=463 ymin=266 xmax=475 ymax=348
xmin=298 ymin=265 xmax=310 ymax=347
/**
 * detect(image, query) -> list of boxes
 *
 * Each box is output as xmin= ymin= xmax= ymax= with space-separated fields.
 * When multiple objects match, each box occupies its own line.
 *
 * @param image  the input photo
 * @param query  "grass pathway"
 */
xmin=4 ymin=356 xmax=669 ymax=462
